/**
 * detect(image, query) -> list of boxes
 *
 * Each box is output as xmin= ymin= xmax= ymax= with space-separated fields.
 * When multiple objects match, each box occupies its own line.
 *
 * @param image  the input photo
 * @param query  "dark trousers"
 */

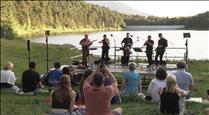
xmin=82 ymin=50 xmax=89 ymax=67
xmin=121 ymin=56 xmax=129 ymax=66
xmin=0 ymin=83 xmax=13 ymax=88
xmin=155 ymin=49 xmax=165 ymax=65
xmin=146 ymin=53 xmax=153 ymax=66
xmin=101 ymin=48 xmax=109 ymax=60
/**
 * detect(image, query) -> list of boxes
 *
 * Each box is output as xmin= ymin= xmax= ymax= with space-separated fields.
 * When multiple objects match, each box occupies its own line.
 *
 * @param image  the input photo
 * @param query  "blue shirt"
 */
xmin=47 ymin=69 xmax=62 ymax=87
xmin=173 ymin=69 xmax=193 ymax=91
xmin=123 ymin=71 xmax=140 ymax=95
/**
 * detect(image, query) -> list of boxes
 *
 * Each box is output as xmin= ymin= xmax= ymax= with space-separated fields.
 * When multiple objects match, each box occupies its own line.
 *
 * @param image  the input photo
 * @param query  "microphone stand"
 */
xmin=110 ymin=34 xmax=117 ymax=63
xmin=45 ymin=30 xmax=50 ymax=73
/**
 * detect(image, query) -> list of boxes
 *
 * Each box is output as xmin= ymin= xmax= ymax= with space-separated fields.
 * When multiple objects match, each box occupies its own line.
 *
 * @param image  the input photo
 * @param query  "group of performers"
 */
xmin=79 ymin=33 xmax=168 ymax=68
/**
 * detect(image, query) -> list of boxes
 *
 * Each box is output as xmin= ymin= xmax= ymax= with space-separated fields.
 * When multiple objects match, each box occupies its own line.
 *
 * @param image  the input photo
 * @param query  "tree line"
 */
xmin=1 ymin=1 xmax=208 ymax=39
xmin=125 ymin=11 xmax=209 ymax=29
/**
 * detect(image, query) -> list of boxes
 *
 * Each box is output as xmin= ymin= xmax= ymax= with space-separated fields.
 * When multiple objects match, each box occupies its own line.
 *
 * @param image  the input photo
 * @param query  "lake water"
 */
xmin=31 ymin=30 xmax=209 ymax=60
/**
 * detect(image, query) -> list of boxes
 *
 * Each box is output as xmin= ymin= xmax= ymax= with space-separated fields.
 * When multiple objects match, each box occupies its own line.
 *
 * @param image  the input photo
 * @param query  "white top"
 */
xmin=147 ymin=78 xmax=166 ymax=103
xmin=1 ymin=70 xmax=16 ymax=85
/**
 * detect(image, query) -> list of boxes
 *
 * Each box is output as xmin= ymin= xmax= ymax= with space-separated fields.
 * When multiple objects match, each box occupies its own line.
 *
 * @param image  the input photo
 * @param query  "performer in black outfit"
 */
xmin=143 ymin=35 xmax=154 ymax=67
xmin=155 ymin=33 xmax=168 ymax=65
xmin=121 ymin=33 xmax=133 ymax=66
xmin=99 ymin=34 xmax=110 ymax=62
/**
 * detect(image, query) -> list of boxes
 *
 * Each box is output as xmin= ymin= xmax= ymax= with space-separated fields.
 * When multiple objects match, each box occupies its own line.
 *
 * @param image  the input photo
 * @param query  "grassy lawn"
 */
xmin=1 ymin=39 xmax=209 ymax=115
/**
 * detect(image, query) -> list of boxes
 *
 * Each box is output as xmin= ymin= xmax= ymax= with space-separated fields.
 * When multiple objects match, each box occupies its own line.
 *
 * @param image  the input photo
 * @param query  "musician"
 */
xmin=143 ymin=35 xmax=154 ymax=67
xmin=79 ymin=34 xmax=93 ymax=67
xmin=155 ymin=33 xmax=168 ymax=65
xmin=99 ymin=34 xmax=110 ymax=61
xmin=121 ymin=33 xmax=133 ymax=65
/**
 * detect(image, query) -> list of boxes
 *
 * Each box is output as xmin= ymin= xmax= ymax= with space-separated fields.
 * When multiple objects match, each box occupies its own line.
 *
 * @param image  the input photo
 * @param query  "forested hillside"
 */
xmin=1 ymin=1 xmax=125 ymax=38
xmin=125 ymin=11 xmax=209 ymax=29
xmin=1 ymin=1 xmax=208 ymax=39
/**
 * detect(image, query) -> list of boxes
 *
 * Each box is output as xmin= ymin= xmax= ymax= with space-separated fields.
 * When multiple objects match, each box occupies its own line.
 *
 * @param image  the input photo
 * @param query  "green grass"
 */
xmin=1 ymin=39 xmax=81 ymax=83
xmin=1 ymin=39 xmax=209 ymax=115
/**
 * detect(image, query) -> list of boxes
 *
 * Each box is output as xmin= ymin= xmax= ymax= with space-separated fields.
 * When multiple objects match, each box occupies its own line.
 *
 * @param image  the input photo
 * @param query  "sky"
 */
xmin=119 ymin=1 xmax=209 ymax=17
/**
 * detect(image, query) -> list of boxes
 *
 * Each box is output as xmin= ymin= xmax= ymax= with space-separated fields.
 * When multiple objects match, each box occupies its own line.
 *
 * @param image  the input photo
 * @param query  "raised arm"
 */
xmin=102 ymin=65 xmax=117 ymax=88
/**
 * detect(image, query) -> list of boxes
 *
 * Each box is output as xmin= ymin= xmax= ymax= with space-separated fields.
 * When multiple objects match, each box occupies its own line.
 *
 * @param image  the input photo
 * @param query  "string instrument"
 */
xmin=82 ymin=39 xmax=97 ymax=47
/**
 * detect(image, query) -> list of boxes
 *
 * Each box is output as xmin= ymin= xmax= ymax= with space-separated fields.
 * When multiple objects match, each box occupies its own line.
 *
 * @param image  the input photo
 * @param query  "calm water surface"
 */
xmin=31 ymin=30 xmax=209 ymax=60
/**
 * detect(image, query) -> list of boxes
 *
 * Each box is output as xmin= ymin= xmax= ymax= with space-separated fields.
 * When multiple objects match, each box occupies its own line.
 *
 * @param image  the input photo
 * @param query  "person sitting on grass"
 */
xmin=83 ymin=64 xmax=122 ymax=115
xmin=79 ymin=68 xmax=93 ymax=104
xmin=22 ymin=61 xmax=44 ymax=93
xmin=47 ymin=62 xmax=62 ymax=87
xmin=205 ymin=89 xmax=209 ymax=115
xmin=121 ymin=62 xmax=142 ymax=96
xmin=147 ymin=67 xmax=167 ymax=103
xmin=69 ymin=65 xmax=82 ymax=86
xmin=159 ymin=74 xmax=187 ymax=115
xmin=49 ymin=75 xmax=85 ymax=115
xmin=0 ymin=62 xmax=19 ymax=92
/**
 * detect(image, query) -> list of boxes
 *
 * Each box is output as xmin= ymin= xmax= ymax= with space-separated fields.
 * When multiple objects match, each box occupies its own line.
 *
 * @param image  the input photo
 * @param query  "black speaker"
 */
xmin=183 ymin=33 xmax=190 ymax=38
xmin=27 ymin=40 xmax=30 ymax=51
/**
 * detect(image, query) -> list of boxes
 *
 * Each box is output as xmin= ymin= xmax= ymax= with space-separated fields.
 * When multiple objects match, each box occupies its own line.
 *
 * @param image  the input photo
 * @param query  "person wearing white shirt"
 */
xmin=147 ymin=67 xmax=167 ymax=103
xmin=1 ymin=62 xmax=19 ymax=92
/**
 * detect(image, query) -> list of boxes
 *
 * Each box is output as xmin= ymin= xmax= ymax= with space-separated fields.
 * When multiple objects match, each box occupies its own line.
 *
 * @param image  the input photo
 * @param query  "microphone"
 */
xmin=110 ymin=34 xmax=113 ymax=37
xmin=130 ymin=35 xmax=133 ymax=37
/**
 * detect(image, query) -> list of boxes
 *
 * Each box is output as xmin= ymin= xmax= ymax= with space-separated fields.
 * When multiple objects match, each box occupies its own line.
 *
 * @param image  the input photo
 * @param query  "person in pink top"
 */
xmin=83 ymin=64 xmax=122 ymax=115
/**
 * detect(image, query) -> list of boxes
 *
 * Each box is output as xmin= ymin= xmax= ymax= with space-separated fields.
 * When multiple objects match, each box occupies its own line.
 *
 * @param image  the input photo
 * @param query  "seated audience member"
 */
xmin=147 ymin=67 xmax=167 ymax=102
xmin=62 ymin=66 xmax=80 ymax=102
xmin=83 ymin=64 xmax=122 ymax=115
xmin=80 ymin=68 xmax=93 ymax=104
xmin=205 ymin=89 xmax=209 ymax=115
xmin=22 ymin=61 xmax=43 ymax=93
xmin=159 ymin=74 xmax=187 ymax=115
xmin=49 ymin=75 xmax=85 ymax=115
xmin=173 ymin=61 xmax=194 ymax=114
xmin=0 ymin=62 xmax=19 ymax=92
xmin=62 ymin=67 xmax=70 ymax=75
xmin=121 ymin=62 xmax=142 ymax=96
xmin=69 ymin=66 xmax=81 ymax=85
xmin=47 ymin=62 xmax=62 ymax=87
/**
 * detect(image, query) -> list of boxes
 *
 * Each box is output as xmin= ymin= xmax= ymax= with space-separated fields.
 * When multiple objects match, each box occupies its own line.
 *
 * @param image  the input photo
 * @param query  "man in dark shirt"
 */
xmin=121 ymin=33 xmax=133 ymax=66
xmin=99 ymin=34 xmax=110 ymax=62
xmin=22 ymin=61 xmax=43 ymax=93
xmin=79 ymin=34 xmax=93 ymax=67
xmin=143 ymin=35 xmax=154 ymax=67
xmin=155 ymin=33 xmax=168 ymax=65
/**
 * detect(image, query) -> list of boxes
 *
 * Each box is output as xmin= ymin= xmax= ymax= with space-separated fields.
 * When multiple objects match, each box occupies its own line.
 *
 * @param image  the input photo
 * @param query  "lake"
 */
xmin=31 ymin=30 xmax=209 ymax=60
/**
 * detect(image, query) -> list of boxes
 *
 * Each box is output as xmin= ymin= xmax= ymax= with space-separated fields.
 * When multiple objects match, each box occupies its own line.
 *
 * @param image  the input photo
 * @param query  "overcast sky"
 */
xmin=119 ymin=1 xmax=209 ymax=17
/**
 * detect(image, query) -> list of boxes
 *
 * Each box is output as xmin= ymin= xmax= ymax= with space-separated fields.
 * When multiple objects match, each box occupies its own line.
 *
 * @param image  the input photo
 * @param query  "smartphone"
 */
xmin=207 ymin=89 xmax=209 ymax=95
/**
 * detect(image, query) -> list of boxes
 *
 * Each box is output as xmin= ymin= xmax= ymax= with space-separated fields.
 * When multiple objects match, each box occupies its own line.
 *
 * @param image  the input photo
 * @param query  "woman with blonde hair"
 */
xmin=49 ymin=75 xmax=85 ymax=115
xmin=1 ymin=62 xmax=19 ymax=92
xmin=159 ymin=74 xmax=187 ymax=115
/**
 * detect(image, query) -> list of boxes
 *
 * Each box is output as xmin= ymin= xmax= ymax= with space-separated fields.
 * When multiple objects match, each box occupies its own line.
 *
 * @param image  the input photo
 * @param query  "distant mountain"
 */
xmin=85 ymin=1 xmax=149 ymax=17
